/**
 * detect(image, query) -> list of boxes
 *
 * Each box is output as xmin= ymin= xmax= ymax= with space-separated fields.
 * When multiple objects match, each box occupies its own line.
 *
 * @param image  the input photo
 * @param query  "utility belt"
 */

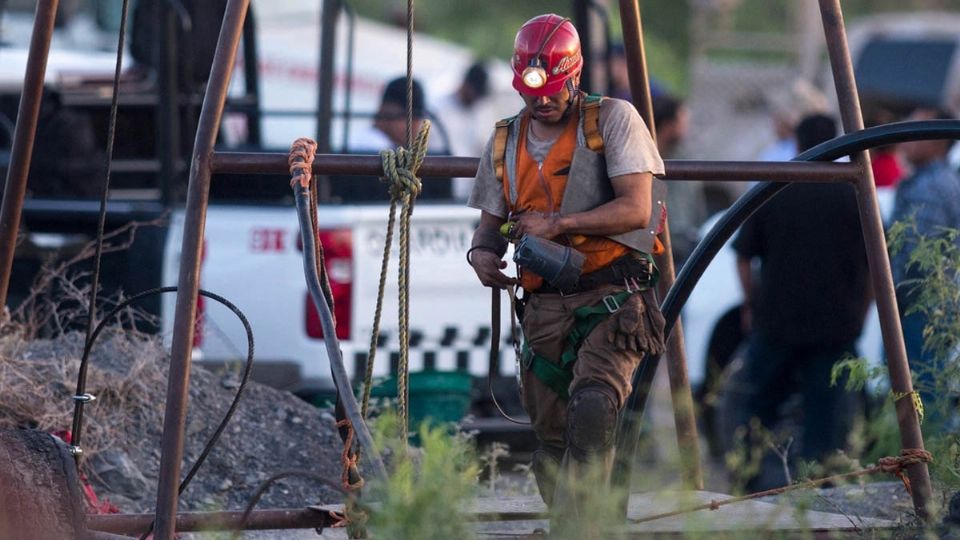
xmin=532 ymin=251 xmax=657 ymax=295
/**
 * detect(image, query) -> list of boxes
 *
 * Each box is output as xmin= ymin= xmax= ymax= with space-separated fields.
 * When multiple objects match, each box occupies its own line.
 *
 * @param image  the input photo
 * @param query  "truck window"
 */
xmin=855 ymin=38 xmax=957 ymax=108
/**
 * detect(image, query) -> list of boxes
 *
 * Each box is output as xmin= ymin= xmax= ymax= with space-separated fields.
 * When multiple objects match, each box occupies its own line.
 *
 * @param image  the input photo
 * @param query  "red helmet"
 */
xmin=512 ymin=14 xmax=582 ymax=97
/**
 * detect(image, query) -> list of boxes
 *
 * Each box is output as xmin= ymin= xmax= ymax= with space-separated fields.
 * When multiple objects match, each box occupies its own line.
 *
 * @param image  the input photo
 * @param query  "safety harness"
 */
xmin=521 ymin=255 xmax=657 ymax=399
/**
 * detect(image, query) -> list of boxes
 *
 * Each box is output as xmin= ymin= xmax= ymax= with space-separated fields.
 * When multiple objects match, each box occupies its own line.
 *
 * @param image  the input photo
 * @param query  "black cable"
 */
xmin=72 ymin=0 xmax=133 ymax=460
xmin=293 ymin=183 xmax=386 ymax=480
xmin=612 ymin=118 xmax=960 ymax=511
xmin=64 ymin=286 xmax=254 ymax=540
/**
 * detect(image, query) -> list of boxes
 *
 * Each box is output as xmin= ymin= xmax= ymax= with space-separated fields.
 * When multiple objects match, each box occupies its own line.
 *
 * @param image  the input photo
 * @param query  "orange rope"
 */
xmin=630 ymin=449 xmax=932 ymax=524
xmin=288 ymin=137 xmax=318 ymax=189
xmin=336 ymin=419 xmax=365 ymax=492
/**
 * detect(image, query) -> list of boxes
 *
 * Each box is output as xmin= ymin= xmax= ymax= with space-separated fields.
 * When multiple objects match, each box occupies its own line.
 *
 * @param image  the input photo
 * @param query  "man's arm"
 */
xmin=469 ymin=211 xmax=517 ymax=289
xmin=511 ymin=171 xmax=653 ymax=239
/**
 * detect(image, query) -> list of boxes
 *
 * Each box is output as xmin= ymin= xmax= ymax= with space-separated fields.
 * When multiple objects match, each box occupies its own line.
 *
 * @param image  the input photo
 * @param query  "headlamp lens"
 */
xmin=522 ymin=67 xmax=546 ymax=89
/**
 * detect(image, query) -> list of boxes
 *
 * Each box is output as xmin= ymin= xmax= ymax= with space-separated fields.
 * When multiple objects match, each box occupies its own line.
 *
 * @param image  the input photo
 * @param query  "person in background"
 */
xmin=344 ymin=77 xmax=451 ymax=200
xmin=434 ymin=62 xmax=500 ymax=200
xmin=889 ymin=107 xmax=960 ymax=422
xmin=466 ymin=14 xmax=666 ymax=518
xmin=757 ymin=79 xmax=828 ymax=162
xmin=652 ymin=93 xmax=705 ymax=265
xmin=607 ymin=42 xmax=665 ymax=103
xmin=731 ymin=113 xmax=869 ymax=491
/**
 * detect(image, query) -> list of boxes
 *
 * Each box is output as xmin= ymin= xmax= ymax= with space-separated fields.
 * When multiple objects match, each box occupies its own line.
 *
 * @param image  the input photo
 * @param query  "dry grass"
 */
xmin=0 ymin=323 xmax=171 ymax=460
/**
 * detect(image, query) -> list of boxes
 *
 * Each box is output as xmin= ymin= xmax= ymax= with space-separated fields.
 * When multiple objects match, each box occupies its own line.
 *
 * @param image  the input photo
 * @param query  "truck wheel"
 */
xmin=0 ymin=429 xmax=87 ymax=540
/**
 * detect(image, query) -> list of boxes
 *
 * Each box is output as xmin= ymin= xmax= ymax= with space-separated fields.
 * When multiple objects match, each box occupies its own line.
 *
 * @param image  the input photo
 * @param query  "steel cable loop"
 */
xmin=71 ymin=0 xmax=133 ymax=464
xmin=378 ymin=120 xmax=431 ymax=445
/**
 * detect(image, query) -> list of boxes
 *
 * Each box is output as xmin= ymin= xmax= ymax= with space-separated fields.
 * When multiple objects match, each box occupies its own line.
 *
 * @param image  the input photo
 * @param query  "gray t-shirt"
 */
xmin=467 ymin=97 xmax=664 ymax=218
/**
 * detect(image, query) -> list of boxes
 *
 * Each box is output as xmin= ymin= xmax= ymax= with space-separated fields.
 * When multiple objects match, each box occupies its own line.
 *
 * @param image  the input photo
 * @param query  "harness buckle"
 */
xmin=602 ymin=294 xmax=621 ymax=313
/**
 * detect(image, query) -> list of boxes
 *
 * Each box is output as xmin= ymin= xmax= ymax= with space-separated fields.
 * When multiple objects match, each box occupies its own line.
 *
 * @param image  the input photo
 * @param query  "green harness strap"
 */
xmin=522 ymin=289 xmax=636 ymax=400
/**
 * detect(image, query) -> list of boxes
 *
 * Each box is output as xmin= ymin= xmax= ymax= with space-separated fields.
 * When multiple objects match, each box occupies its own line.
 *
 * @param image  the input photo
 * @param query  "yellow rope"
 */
xmin=361 ymin=121 xmax=431 ymax=446
xmin=892 ymin=389 xmax=925 ymax=424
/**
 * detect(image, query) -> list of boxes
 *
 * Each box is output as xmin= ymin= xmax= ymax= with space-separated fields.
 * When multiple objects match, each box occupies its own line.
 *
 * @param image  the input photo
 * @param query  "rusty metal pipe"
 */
xmin=0 ymin=0 xmax=60 ymax=308
xmin=153 ymin=1 xmax=250 ymax=539
xmin=88 ymin=508 xmax=337 ymax=536
xmin=211 ymin=152 xmax=860 ymax=183
xmin=617 ymin=0 xmax=703 ymax=491
xmin=818 ymin=0 xmax=932 ymax=520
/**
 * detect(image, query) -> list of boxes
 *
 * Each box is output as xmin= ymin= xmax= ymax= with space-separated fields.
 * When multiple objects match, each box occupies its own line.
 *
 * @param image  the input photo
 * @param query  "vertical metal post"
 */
xmin=153 ymin=1 xmax=249 ymax=538
xmin=817 ymin=0 xmax=932 ymax=520
xmin=157 ymin=0 xmax=180 ymax=207
xmin=316 ymin=0 xmax=339 ymax=200
xmin=242 ymin=10 xmax=262 ymax=148
xmin=0 ymin=0 xmax=60 ymax=308
xmin=573 ymin=0 xmax=594 ymax=92
xmin=617 ymin=0 xmax=703 ymax=490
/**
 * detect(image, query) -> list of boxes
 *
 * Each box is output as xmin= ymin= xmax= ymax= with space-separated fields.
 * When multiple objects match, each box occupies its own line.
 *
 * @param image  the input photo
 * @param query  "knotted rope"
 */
xmin=630 ymin=449 xmax=933 ymax=524
xmin=361 ymin=120 xmax=431 ymax=446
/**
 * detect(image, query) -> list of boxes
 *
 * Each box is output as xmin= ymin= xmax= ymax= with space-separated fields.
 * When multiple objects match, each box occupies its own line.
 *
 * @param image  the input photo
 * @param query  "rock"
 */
xmin=90 ymin=449 xmax=149 ymax=501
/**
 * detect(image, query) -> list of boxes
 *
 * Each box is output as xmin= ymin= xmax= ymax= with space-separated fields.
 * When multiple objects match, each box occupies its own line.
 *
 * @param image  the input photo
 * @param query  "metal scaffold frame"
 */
xmin=1 ymin=1 xmax=951 ymax=538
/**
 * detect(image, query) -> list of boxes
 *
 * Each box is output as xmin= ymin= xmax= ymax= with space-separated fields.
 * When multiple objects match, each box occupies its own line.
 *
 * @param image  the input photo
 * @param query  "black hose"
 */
xmin=613 ymin=119 xmax=960 ymax=505
xmin=68 ymin=286 xmax=254 ymax=540
xmin=293 ymin=183 xmax=387 ymax=481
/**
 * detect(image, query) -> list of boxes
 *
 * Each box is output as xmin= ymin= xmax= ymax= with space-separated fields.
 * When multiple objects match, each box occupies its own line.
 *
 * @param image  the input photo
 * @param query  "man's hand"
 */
xmin=469 ymin=248 xmax=517 ymax=289
xmin=513 ymin=212 xmax=562 ymax=240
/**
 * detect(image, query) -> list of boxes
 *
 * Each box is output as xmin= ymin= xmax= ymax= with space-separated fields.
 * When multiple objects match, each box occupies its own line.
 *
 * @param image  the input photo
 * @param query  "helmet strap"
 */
xmin=559 ymin=79 xmax=580 ymax=122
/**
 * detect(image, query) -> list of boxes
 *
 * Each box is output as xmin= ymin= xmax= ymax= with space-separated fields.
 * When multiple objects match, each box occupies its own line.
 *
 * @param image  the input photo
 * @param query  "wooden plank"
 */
xmin=315 ymin=490 xmax=898 ymax=537
xmin=469 ymin=491 xmax=897 ymax=535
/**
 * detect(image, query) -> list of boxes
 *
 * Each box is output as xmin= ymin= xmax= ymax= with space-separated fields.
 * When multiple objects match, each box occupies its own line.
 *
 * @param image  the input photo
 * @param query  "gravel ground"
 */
xmin=1 ymin=330 xmax=349 ymax=538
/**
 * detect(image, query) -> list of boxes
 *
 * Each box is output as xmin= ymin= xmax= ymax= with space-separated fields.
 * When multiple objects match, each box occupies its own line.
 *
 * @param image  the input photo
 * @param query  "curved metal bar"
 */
xmin=613 ymin=119 xmax=960 ymax=495
xmin=662 ymin=119 xmax=960 ymax=330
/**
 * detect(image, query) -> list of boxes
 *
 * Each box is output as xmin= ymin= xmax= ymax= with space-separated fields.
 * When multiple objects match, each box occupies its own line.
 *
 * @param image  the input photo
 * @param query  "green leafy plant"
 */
xmin=365 ymin=413 xmax=479 ymax=540
xmin=833 ymin=220 xmax=960 ymax=493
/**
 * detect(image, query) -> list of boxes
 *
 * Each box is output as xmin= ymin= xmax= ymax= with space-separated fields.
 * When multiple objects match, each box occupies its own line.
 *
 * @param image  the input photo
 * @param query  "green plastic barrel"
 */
xmin=407 ymin=370 xmax=473 ymax=428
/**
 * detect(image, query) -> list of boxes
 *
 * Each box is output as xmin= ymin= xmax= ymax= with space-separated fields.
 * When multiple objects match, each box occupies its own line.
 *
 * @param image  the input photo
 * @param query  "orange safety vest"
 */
xmin=503 ymin=108 xmax=630 ymax=292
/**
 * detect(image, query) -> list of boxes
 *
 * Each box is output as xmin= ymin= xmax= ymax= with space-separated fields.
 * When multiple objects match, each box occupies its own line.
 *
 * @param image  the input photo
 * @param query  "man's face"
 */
xmin=901 ymin=109 xmax=950 ymax=166
xmin=520 ymin=78 xmax=577 ymax=124
xmin=374 ymin=102 xmax=408 ymax=146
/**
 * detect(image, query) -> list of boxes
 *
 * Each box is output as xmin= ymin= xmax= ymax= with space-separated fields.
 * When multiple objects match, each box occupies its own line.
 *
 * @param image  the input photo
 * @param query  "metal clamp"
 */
xmin=602 ymin=295 xmax=621 ymax=313
xmin=68 ymin=445 xmax=83 ymax=457
xmin=73 ymin=393 xmax=97 ymax=403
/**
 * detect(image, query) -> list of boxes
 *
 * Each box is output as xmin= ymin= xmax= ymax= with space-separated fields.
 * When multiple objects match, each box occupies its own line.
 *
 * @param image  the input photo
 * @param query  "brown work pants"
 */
xmin=520 ymin=283 xmax=662 ymax=450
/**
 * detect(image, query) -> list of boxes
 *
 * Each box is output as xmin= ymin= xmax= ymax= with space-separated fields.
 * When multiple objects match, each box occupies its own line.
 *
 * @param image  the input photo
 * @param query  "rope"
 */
xmin=361 ymin=193 xmax=398 ymax=418
xmin=629 ymin=449 xmax=933 ymax=524
xmin=892 ymin=389 xmax=925 ymax=425
xmin=405 ymin=0 xmax=414 ymax=148
xmin=336 ymin=419 xmax=365 ymax=491
xmin=70 ymin=0 xmax=132 ymax=464
xmin=369 ymin=121 xmax=431 ymax=446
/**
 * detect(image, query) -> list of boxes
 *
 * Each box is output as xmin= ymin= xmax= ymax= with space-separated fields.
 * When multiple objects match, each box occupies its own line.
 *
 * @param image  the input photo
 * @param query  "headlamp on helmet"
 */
xmin=521 ymin=60 xmax=548 ymax=89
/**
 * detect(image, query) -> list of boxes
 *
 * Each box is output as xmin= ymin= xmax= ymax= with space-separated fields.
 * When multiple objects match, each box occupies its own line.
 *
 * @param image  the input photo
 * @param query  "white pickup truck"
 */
xmin=1 ymin=0 xmax=517 ymax=398
xmin=161 ymin=203 xmax=514 ymax=394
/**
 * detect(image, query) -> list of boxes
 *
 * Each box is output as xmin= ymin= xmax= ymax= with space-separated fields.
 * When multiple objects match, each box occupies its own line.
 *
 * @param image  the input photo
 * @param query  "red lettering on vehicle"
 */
xmin=250 ymin=228 xmax=286 ymax=252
